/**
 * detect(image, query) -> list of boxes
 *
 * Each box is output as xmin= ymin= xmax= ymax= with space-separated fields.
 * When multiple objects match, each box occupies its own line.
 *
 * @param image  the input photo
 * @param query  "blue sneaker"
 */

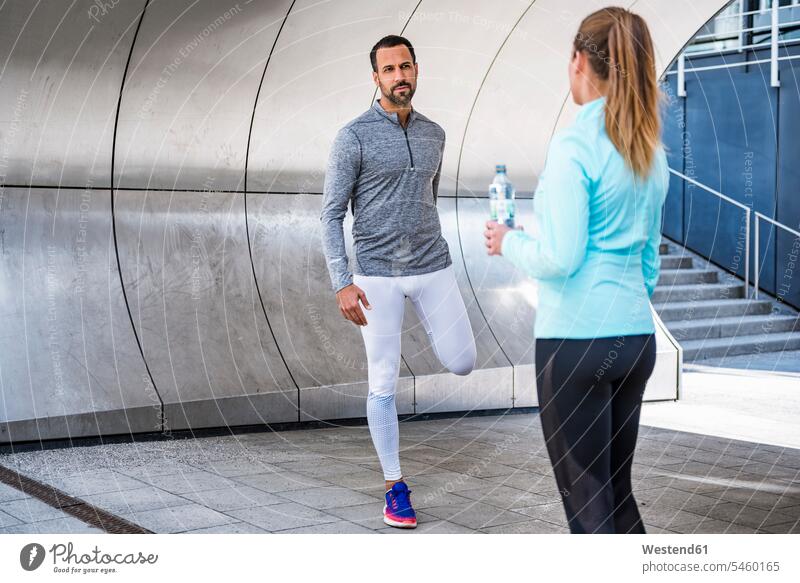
xmin=383 ymin=481 xmax=417 ymax=528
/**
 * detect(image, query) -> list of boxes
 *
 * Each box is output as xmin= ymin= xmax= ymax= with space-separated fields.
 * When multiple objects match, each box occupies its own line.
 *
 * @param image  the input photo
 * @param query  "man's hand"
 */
xmin=485 ymin=220 xmax=523 ymax=256
xmin=336 ymin=283 xmax=371 ymax=326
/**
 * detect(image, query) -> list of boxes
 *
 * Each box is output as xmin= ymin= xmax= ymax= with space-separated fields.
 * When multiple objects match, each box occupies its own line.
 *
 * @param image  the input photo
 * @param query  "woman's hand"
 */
xmin=484 ymin=221 xmax=523 ymax=256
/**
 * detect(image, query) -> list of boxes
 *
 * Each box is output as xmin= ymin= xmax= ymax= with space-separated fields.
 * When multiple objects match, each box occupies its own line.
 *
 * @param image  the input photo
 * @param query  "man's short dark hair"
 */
xmin=370 ymin=35 xmax=416 ymax=72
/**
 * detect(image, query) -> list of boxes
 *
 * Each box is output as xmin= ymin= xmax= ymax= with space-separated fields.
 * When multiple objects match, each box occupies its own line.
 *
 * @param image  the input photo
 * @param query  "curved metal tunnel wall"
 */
xmin=0 ymin=0 xmax=726 ymax=443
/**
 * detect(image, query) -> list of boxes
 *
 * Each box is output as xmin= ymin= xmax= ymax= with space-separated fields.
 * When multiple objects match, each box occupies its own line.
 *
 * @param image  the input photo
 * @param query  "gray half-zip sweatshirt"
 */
xmin=320 ymin=99 xmax=452 ymax=293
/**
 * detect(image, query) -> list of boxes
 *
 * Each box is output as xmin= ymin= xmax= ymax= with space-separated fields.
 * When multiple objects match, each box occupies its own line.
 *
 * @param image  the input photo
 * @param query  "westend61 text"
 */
xmin=642 ymin=544 xmax=708 ymax=555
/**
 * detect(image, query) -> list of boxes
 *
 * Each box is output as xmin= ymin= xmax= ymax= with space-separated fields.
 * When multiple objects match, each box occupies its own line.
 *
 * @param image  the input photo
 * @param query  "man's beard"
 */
xmin=381 ymin=80 xmax=415 ymax=106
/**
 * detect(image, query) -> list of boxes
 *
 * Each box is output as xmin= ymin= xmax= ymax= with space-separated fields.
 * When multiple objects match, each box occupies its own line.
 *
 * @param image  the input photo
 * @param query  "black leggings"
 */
xmin=535 ymin=334 xmax=656 ymax=534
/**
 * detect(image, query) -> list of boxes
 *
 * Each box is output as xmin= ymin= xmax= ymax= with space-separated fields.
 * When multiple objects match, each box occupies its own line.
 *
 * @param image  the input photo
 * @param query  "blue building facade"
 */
xmin=662 ymin=41 xmax=800 ymax=310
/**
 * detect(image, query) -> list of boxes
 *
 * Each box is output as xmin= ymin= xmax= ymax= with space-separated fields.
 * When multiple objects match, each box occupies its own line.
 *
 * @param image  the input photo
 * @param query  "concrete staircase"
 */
xmin=653 ymin=239 xmax=800 ymax=362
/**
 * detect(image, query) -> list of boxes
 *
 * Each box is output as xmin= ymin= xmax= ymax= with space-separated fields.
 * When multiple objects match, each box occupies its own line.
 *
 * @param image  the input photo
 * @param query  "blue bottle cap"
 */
xmin=495 ymin=164 xmax=506 ymax=173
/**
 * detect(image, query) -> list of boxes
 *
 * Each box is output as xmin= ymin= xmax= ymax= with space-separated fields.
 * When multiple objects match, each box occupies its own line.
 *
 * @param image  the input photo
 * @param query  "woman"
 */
xmin=485 ymin=6 xmax=669 ymax=534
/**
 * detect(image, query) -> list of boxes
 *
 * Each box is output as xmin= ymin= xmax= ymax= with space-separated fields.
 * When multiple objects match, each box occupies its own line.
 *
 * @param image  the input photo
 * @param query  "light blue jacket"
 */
xmin=501 ymin=96 xmax=669 ymax=339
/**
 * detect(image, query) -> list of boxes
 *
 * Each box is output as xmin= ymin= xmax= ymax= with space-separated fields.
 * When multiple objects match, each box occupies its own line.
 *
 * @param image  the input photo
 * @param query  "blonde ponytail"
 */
xmin=574 ymin=7 xmax=661 ymax=178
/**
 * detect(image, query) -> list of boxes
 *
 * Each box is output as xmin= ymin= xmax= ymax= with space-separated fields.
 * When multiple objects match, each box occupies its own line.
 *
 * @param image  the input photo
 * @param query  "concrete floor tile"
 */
xmin=422 ymin=500 xmax=531 ymax=530
xmin=759 ymin=518 xmax=800 ymax=534
xmin=227 ymin=502 xmax=338 ymax=532
xmin=233 ymin=470 xmax=332 ymax=493
xmin=276 ymin=486 xmax=379 ymax=510
xmin=120 ymin=503 xmax=238 ymax=533
xmin=0 ymin=482 xmax=30 ymax=504
xmin=407 ymin=485 xmax=485 ymax=509
xmin=457 ymin=484 xmax=552 ymax=510
xmin=401 ymin=446 xmax=465 ymax=466
xmin=0 ymin=515 xmax=104 ymax=534
xmin=773 ymin=453 xmax=800 ymax=470
xmin=315 ymin=468 xmax=386 ymax=491
xmin=483 ymin=471 xmax=557 ymax=494
xmin=183 ymin=458 xmax=283 ymax=478
xmin=180 ymin=485 xmax=285 ymax=511
xmin=697 ymin=501 xmax=799 ymax=530
xmin=117 ymin=460 xmax=198 ymax=478
xmin=740 ymin=462 xmax=799 ymax=481
xmin=377 ymin=520 xmax=476 ymax=534
xmin=322 ymin=502 xmax=388 ymax=530
xmin=639 ymin=506 xmax=708 ymax=529
xmin=433 ymin=458 xmax=521 ymax=479
xmin=139 ymin=470 xmax=238 ymax=495
xmin=655 ymin=460 xmax=743 ymax=480
xmin=0 ymin=497 xmax=73 ymax=523
xmin=670 ymin=518 xmax=761 ymax=534
xmin=706 ymin=487 xmax=800 ymax=511
xmin=480 ymin=519 xmax=568 ymax=534
xmin=271 ymin=459 xmax=365 ymax=478
xmin=183 ymin=521 xmax=269 ymax=534
xmin=652 ymin=471 xmax=773 ymax=496
xmin=277 ymin=520 xmax=375 ymax=534
xmin=420 ymin=437 xmax=498 ymax=453
xmin=47 ymin=470 xmax=148 ymax=497
xmin=490 ymin=454 xmax=554 ymax=475
xmin=0 ymin=508 xmax=23 ymax=528
xmin=512 ymin=501 xmax=568 ymax=527
xmin=639 ymin=453 xmax=690 ymax=467
xmin=81 ymin=486 xmax=189 ymax=514
xmin=324 ymin=501 xmax=436 ymax=530
xmin=410 ymin=471 xmax=491 ymax=491
xmin=642 ymin=525 xmax=681 ymax=534
xmin=635 ymin=488 xmax=722 ymax=514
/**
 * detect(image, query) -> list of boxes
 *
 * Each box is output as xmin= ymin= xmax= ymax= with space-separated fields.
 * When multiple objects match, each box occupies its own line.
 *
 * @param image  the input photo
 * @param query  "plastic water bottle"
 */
xmin=488 ymin=164 xmax=515 ymax=228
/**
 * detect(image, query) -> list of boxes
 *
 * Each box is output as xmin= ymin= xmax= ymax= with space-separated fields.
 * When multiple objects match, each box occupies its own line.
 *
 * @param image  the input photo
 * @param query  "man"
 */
xmin=320 ymin=35 xmax=477 ymax=529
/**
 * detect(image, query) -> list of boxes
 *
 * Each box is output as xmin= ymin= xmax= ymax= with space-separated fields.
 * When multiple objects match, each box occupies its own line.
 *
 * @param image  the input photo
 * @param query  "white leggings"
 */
xmin=354 ymin=264 xmax=477 ymax=480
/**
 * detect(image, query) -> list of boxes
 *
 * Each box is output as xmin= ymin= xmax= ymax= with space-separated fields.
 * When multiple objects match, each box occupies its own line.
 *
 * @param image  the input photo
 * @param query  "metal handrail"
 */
xmin=672 ymin=37 xmax=800 ymax=63
xmin=687 ymin=32 xmax=800 ymax=58
xmin=675 ymin=1 xmax=793 ymax=91
xmin=666 ymin=52 xmax=800 ymax=75
xmin=753 ymin=212 xmax=800 ymax=300
xmin=755 ymin=212 xmax=800 ymax=237
xmin=669 ymin=169 xmax=751 ymax=211
xmin=692 ymin=18 xmax=800 ymax=42
xmin=669 ymin=169 xmax=800 ymax=302
xmin=703 ymin=3 xmax=798 ymax=21
xmin=668 ymin=168 xmax=750 ymax=297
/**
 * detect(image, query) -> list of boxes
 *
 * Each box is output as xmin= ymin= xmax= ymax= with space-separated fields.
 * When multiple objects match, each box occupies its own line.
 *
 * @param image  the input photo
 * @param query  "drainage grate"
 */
xmin=0 ymin=464 xmax=152 ymax=534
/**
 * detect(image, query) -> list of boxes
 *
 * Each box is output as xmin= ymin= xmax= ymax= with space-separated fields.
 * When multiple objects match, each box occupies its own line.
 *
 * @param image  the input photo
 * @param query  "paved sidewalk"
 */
xmin=0 ymin=481 xmax=104 ymax=534
xmin=693 ymin=350 xmax=800 ymax=374
xmin=641 ymin=368 xmax=800 ymax=449
xmin=1 ymin=413 xmax=798 ymax=534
